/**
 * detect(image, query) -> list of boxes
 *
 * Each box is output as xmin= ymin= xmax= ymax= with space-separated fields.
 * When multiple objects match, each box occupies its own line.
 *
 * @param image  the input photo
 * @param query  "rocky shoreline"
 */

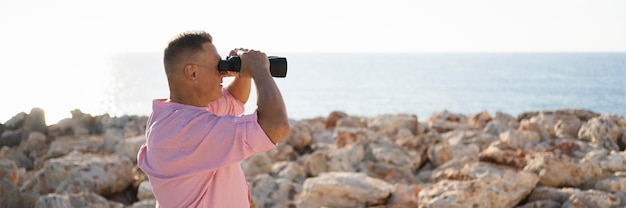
xmin=1 ymin=108 xmax=625 ymax=207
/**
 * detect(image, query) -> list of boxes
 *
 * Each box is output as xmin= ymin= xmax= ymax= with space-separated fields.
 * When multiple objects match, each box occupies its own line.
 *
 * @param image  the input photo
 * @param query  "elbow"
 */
xmin=269 ymin=122 xmax=291 ymax=144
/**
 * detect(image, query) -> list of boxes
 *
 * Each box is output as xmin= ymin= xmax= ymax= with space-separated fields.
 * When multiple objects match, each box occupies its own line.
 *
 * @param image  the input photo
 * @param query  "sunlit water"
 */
xmin=2 ymin=52 xmax=625 ymax=124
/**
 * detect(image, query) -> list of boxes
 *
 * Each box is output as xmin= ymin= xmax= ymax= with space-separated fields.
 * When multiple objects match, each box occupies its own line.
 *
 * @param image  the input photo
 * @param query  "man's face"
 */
xmin=194 ymin=42 xmax=224 ymax=102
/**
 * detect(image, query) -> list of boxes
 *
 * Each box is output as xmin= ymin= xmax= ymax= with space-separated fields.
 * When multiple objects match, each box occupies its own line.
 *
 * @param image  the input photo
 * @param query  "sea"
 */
xmin=2 ymin=52 xmax=626 ymax=124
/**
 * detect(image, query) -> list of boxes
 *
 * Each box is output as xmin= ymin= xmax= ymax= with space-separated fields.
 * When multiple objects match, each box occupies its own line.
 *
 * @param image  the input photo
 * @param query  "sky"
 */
xmin=1 ymin=0 xmax=625 ymax=123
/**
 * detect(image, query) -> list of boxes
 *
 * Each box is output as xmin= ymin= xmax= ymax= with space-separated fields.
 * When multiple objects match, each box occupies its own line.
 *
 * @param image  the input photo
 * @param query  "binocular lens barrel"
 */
xmin=218 ymin=56 xmax=287 ymax=78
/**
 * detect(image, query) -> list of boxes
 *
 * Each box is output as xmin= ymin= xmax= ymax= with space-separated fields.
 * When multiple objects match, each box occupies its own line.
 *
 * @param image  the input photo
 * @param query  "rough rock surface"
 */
xmin=1 ymin=108 xmax=625 ymax=208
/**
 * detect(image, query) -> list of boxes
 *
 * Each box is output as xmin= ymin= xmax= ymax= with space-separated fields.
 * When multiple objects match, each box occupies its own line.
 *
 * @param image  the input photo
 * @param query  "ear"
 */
xmin=183 ymin=64 xmax=197 ymax=81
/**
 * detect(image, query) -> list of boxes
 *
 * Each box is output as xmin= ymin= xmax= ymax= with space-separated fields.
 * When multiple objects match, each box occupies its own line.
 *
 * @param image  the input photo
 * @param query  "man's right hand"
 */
xmin=231 ymin=48 xmax=270 ymax=80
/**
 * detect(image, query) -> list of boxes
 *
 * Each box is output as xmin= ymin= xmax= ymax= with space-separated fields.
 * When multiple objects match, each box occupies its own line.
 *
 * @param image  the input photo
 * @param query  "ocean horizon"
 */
xmin=2 ymin=52 xmax=625 ymax=124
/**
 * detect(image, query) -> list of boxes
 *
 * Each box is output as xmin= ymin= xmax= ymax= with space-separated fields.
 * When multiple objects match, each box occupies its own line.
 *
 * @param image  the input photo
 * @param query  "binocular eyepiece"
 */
xmin=218 ymin=56 xmax=287 ymax=78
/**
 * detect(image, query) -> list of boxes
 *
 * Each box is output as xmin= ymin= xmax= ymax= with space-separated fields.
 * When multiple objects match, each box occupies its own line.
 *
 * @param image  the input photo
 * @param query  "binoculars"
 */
xmin=218 ymin=56 xmax=287 ymax=78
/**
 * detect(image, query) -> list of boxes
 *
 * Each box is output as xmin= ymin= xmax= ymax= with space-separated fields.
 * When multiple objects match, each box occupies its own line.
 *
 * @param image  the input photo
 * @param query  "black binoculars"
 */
xmin=218 ymin=56 xmax=287 ymax=78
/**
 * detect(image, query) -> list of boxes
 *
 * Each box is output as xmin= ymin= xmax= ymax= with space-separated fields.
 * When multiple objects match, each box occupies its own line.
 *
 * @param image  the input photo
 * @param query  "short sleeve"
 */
xmin=181 ymin=111 xmax=276 ymax=173
xmin=207 ymin=89 xmax=245 ymax=116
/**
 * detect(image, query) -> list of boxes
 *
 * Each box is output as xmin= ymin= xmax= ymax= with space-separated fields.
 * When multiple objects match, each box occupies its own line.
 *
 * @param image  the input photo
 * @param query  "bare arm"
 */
xmin=238 ymin=50 xmax=290 ymax=144
xmin=226 ymin=77 xmax=251 ymax=104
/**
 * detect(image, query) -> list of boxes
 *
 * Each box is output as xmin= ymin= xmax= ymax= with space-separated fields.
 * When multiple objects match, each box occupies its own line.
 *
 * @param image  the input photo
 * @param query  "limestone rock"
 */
xmin=103 ymin=128 xmax=124 ymax=153
xmin=366 ymin=114 xmax=418 ymax=135
xmin=418 ymin=162 xmax=539 ymax=208
xmin=250 ymin=174 xmax=301 ymax=208
xmin=35 ymin=191 xmax=111 ymax=208
xmin=46 ymin=135 xmax=104 ymax=158
xmin=296 ymin=172 xmax=393 ymax=208
xmin=4 ymin=112 xmax=27 ymax=130
xmin=479 ymin=142 xmax=526 ymax=168
xmin=515 ymin=200 xmax=561 ymax=208
xmin=524 ymin=151 xmax=605 ymax=187
xmin=284 ymin=120 xmax=313 ymax=152
xmin=266 ymin=142 xmax=299 ymax=162
xmin=34 ymin=151 xmax=133 ymax=196
xmin=427 ymin=140 xmax=480 ymax=167
xmin=468 ymin=111 xmax=492 ymax=129
xmin=113 ymin=135 xmax=145 ymax=163
xmin=0 ymin=129 xmax=22 ymax=147
xmin=137 ymin=180 xmax=154 ymax=201
xmin=21 ymin=108 xmax=47 ymax=142
xmin=129 ymin=199 xmax=156 ymax=208
xmin=336 ymin=115 xmax=367 ymax=128
xmin=579 ymin=115 xmax=622 ymax=151
xmin=595 ymin=173 xmax=626 ymax=193
xmin=524 ymin=186 xmax=621 ymax=207
xmin=499 ymin=130 xmax=541 ymax=150
xmin=241 ymin=152 xmax=272 ymax=178
xmin=325 ymin=111 xmax=348 ymax=128
xmin=0 ymin=178 xmax=25 ymax=207
xmin=554 ymin=116 xmax=582 ymax=139
xmin=333 ymin=127 xmax=376 ymax=148
xmin=368 ymin=141 xmax=418 ymax=170
xmin=271 ymin=161 xmax=306 ymax=183
xmin=427 ymin=110 xmax=471 ymax=133
xmin=0 ymin=158 xmax=19 ymax=184
xmin=362 ymin=161 xmax=419 ymax=184
xmin=16 ymin=132 xmax=48 ymax=170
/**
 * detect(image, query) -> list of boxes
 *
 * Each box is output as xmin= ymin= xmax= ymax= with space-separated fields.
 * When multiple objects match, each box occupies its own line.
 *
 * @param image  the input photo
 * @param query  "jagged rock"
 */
xmin=518 ymin=119 xmax=551 ymax=140
xmin=46 ymin=135 xmax=104 ymax=158
xmin=427 ymin=140 xmax=480 ymax=167
xmin=35 ymin=191 xmax=112 ymax=208
xmin=595 ymin=172 xmax=626 ymax=193
xmin=418 ymin=162 xmax=539 ymax=208
xmin=0 ymin=158 xmax=19 ymax=184
xmin=21 ymin=108 xmax=47 ymax=141
xmin=103 ymin=128 xmax=124 ymax=153
xmin=524 ymin=150 xmax=606 ymax=187
xmin=137 ymin=180 xmax=154 ymax=201
xmin=479 ymin=142 xmax=527 ymax=168
xmin=368 ymin=141 xmax=420 ymax=171
xmin=129 ymin=199 xmax=156 ymax=208
xmin=266 ymin=142 xmax=299 ymax=162
xmin=441 ymin=129 xmax=498 ymax=151
xmin=554 ymin=116 xmax=582 ymax=139
xmin=516 ymin=200 xmax=561 ymax=208
xmin=17 ymin=132 xmax=48 ymax=170
xmin=271 ymin=161 xmax=306 ymax=183
xmin=484 ymin=120 xmax=514 ymax=136
xmin=499 ymin=129 xmax=541 ymax=150
xmin=325 ymin=111 xmax=348 ymax=128
xmin=241 ymin=152 xmax=272 ymax=178
xmin=366 ymin=114 xmax=418 ymax=136
xmin=0 ymin=129 xmax=22 ymax=147
xmin=250 ymin=174 xmax=301 ymax=208
xmin=22 ymin=151 xmax=133 ymax=197
xmin=468 ymin=111 xmax=492 ymax=129
xmin=4 ymin=112 xmax=27 ymax=130
xmin=333 ymin=127 xmax=376 ymax=148
xmin=427 ymin=110 xmax=471 ymax=133
xmin=579 ymin=115 xmax=622 ymax=151
xmin=113 ymin=135 xmax=145 ymax=163
xmin=385 ymin=184 xmax=425 ymax=207
xmin=563 ymin=189 xmax=620 ymax=208
xmin=1 ymin=146 xmax=32 ymax=170
xmin=296 ymin=172 xmax=393 ymax=208
xmin=336 ymin=115 xmax=367 ymax=128
xmin=362 ymin=161 xmax=419 ymax=184
xmin=0 ymin=178 xmax=25 ymax=207
xmin=285 ymin=120 xmax=314 ymax=152
xmin=302 ymin=150 xmax=328 ymax=177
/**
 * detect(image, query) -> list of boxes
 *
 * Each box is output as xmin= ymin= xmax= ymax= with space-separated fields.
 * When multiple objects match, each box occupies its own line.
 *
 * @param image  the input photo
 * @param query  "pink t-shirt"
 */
xmin=137 ymin=89 xmax=276 ymax=208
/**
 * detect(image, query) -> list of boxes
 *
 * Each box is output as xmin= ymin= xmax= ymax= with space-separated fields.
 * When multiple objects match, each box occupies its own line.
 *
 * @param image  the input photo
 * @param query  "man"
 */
xmin=137 ymin=30 xmax=290 ymax=207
